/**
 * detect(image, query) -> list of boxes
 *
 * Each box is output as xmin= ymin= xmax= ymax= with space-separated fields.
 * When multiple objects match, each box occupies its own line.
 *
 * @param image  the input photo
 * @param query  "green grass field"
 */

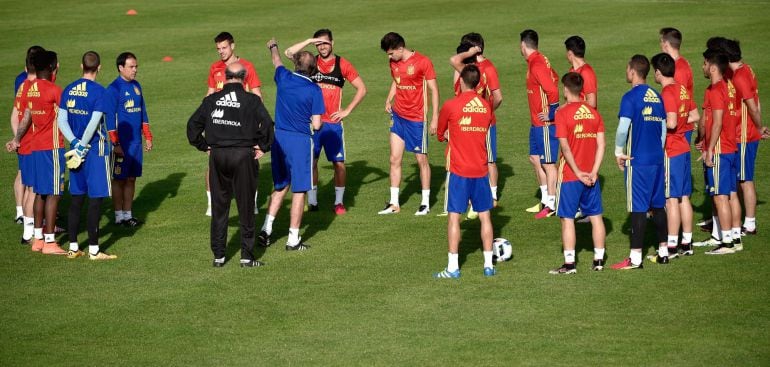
xmin=1 ymin=0 xmax=770 ymax=365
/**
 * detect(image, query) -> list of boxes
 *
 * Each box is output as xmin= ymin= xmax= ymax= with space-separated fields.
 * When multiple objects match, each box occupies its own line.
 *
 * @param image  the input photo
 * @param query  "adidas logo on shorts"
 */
xmin=216 ymin=92 xmax=240 ymax=108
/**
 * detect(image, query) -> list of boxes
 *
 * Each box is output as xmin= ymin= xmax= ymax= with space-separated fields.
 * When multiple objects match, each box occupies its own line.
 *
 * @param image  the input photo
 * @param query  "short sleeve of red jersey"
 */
xmin=245 ymin=64 xmax=261 ymax=90
xmin=207 ymin=64 xmax=217 ymax=89
xmin=421 ymin=57 xmax=436 ymax=80
xmin=533 ymin=60 xmax=559 ymax=103
xmin=580 ymin=66 xmax=597 ymax=94
xmin=709 ymin=87 xmax=726 ymax=111
xmin=555 ymin=109 xmax=569 ymax=138
xmin=732 ymin=71 xmax=756 ymax=101
xmin=484 ymin=63 xmax=500 ymax=91
xmin=437 ymin=102 xmax=452 ymax=142
xmin=661 ymin=87 xmax=678 ymax=114
xmin=340 ymin=57 xmax=360 ymax=82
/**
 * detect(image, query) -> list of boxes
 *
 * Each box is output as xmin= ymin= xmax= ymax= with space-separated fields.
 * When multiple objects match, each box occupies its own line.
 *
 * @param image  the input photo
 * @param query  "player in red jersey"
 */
xmin=285 ymin=29 xmax=367 ymax=215
xmin=520 ymin=29 xmax=560 ymax=219
xmin=564 ymin=36 xmax=597 ymax=108
xmin=378 ymin=32 xmax=439 ymax=216
xmin=449 ymin=33 xmax=503 ymax=215
xmin=651 ymin=53 xmax=700 ymax=261
xmin=204 ymin=32 xmax=263 ymax=216
xmin=660 ymin=28 xmax=694 ymax=100
xmin=6 ymin=51 xmax=67 ymax=255
xmin=695 ymin=50 xmax=741 ymax=255
xmin=550 ymin=72 xmax=606 ymax=274
xmin=720 ymin=39 xmax=768 ymax=236
xmin=434 ymin=65 xmax=496 ymax=278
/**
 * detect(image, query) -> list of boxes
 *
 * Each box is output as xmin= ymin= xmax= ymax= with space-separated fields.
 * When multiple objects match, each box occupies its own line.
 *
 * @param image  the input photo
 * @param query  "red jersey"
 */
xmin=437 ymin=91 xmax=493 ymax=178
xmin=731 ymin=63 xmax=762 ymax=143
xmin=208 ymin=58 xmax=261 ymax=92
xmin=314 ymin=55 xmax=359 ymax=123
xmin=453 ymin=58 xmax=501 ymax=125
xmin=525 ymin=51 xmax=559 ymax=127
xmin=703 ymin=79 xmax=737 ymax=154
xmin=674 ymin=56 xmax=694 ymax=98
xmin=555 ymin=102 xmax=604 ymax=182
xmin=662 ymin=83 xmax=696 ymax=157
xmin=569 ymin=63 xmax=597 ymax=104
xmin=390 ymin=51 xmax=436 ymax=122
xmin=27 ymin=79 xmax=63 ymax=151
xmin=14 ymin=80 xmax=35 ymax=154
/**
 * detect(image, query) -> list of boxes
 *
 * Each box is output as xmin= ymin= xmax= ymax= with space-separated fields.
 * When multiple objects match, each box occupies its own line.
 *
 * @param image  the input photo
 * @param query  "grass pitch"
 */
xmin=1 ymin=0 xmax=769 ymax=365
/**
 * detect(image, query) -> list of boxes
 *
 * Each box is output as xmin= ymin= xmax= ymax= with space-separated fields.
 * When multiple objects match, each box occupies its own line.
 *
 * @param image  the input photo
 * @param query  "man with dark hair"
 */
xmin=550 ymin=72 xmax=606 ymax=274
xmin=258 ymin=38 xmax=324 ymax=251
xmin=57 ymin=51 xmax=118 ymax=260
xmin=659 ymin=27 xmax=694 ymax=100
xmin=285 ymin=28 xmax=367 ymax=215
xmin=378 ymin=32 xmax=439 ymax=216
xmin=695 ymin=50 xmax=742 ymax=255
xmin=6 ymin=50 xmax=67 ymax=255
xmin=564 ymin=35 xmax=597 ymax=108
xmin=204 ymin=32 xmax=264 ymax=217
xmin=189 ymin=62 xmax=274 ymax=267
xmin=611 ymin=54 xmax=668 ymax=270
xmin=519 ymin=29 xmax=560 ymax=219
xmin=650 ymin=53 xmax=699 ymax=262
xmin=434 ymin=64 xmax=495 ymax=278
xmin=108 ymin=52 xmax=153 ymax=227
xmin=449 ymin=32 xmax=503 ymax=214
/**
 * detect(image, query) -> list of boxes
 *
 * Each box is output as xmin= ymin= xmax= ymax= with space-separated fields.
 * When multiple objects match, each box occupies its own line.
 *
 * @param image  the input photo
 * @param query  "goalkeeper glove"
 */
xmin=65 ymin=139 xmax=90 ymax=169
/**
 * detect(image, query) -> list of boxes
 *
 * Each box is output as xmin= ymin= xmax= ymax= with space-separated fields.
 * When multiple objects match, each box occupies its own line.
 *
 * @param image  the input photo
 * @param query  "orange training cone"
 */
xmin=126 ymin=9 xmax=137 ymax=15
xmin=162 ymin=56 xmax=173 ymax=62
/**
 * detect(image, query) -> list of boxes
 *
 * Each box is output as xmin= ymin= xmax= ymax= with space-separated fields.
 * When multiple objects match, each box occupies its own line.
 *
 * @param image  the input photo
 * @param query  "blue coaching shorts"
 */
xmin=737 ymin=141 xmax=758 ymax=182
xmin=529 ymin=125 xmax=558 ymax=164
xmin=69 ymin=152 xmax=111 ymax=198
xmin=684 ymin=130 xmax=693 ymax=145
xmin=19 ymin=153 xmax=35 ymax=187
xmin=624 ymin=164 xmax=665 ymax=212
xmin=705 ymin=153 xmax=737 ymax=196
xmin=447 ymin=173 xmax=493 ymax=214
xmin=113 ymin=143 xmax=143 ymax=179
xmin=487 ymin=124 xmax=497 ymax=163
xmin=272 ymin=129 xmax=313 ymax=193
xmin=390 ymin=111 xmax=427 ymax=155
xmin=313 ymin=122 xmax=345 ymax=162
xmin=665 ymin=152 xmax=692 ymax=199
xmin=32 ymin=149 xmax=65 ymax=195
xmin=556 ymin=180 xmax=603 ymax=219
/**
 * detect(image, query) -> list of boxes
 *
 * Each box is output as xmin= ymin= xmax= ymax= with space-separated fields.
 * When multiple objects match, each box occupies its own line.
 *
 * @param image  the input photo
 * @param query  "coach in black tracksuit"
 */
xmin=187 ymin=63 xmax=274 ymax=268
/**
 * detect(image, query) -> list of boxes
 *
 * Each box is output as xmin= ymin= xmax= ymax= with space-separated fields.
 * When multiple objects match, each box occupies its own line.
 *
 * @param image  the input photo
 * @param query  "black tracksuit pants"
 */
xmin=209 ymin=147 xmax=258 ymax=261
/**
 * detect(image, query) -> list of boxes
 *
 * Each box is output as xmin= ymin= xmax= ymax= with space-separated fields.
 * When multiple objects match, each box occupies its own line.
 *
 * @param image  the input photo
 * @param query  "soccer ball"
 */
xmin=492 ymin=238 xmax=512 ymax=262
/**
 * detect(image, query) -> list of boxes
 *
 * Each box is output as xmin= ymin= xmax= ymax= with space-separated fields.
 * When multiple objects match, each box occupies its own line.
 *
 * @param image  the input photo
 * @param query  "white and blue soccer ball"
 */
xmin=492 ymin=238 xmax=512 ymax=262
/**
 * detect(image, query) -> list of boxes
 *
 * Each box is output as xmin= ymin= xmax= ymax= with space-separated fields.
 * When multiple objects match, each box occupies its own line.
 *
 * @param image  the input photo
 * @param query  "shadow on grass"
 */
xmin=456 ymin=212 xmax=512 ymax=269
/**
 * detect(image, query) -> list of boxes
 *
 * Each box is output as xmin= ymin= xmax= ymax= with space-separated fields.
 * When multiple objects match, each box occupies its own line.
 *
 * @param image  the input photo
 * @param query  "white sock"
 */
xmin=594 ymin=248 xmax=605 ymax=260
xmin=69 ymin=242 xmax=79 ymax=252
xmin=721 ymin=230 xmax=732 ymax=244
xmin=682 ymin=232 xmax=692 ymax=244
xmin=115 ymin=210 xmax=124 ymax=222
xmin=564 ymin=250 xmax=576 ymax=264
xmin=744 ymin=217 xmax=756 ymax=230
xmin=421 ymin=189 xmax=430 ymax=206
xmin=712 ymin=215 xmax=721 ymax=240
xmin=658 ymin=244 xmax=669 ymax=257
xmin=206 ymin=191 xmax=211 ymax=208
xmin=34 ymin=227 xmax=43 ymax=239
xmin=16 ymin=206 xmax=23 ymax=218
xmin=125 ymin=210 xmax=133 ymax=220
xmin=491 ymin=186 xmax=498 ymax=201
xmin=483 ymin=251 xmax=494 ymax=269
xmin=630 ymin=250 xmax=642 ymax=265
xmin=23 ymin=217 xmax=34 ymax=240
xmin=447 ymin=252 xmax=459 ymax=272
xmin=334 ymin=187 xmax=345 ymax=205
xmin=667 ymin=235 xmax=678 ymax=248
xmin=89 ymin=245 xmax=99 ymax=255
xmin=44 ymin=233 xmax=55 ymax=243
xmin=288 ymin=228 xmax=300 ymax=246
xmin=732 ymin=227 xmax=742 ymax=240
xmin=262 ymin=215 xmax=275 ymax=235
xmin=390 ymin=187 xmax=399 ymax=206
xmin=308 ymin=186 xmax=318 ymax=205
xmin=539 ymin=185 xmax=548 ymax=204
xmin=546 ymin=195 xmax=556 ymax=210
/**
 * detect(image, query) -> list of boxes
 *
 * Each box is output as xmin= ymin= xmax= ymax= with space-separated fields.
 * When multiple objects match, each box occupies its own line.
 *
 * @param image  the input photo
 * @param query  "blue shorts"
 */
xmin=737 ymin=141 xmax=758 ymax=182
xmin=705 ymin=153 xmax=737 ymax=196
xmin=684 ymin=130 xmax=693 ymax=145
xmin=32 ymin=149 xmax=65 ymax=195
xmin=313 ymin=122 xmax=345 ymax=162
xmin=556 ymin=180 xmax=603 ymax=219
xmin=113 ymin=143 xmax=143 ymax=179
xmin=487 ymin=124 xmax=497 ymax=163
xmin=19 ymin=153 xmax=35 ymax=187
xmin=390 ymin=111 xmax=427 ymax=155
xmin=665 ymin=152 xmax=692 ymax=199
xmin=447 ymin=173 xmax=493 ymax=214
xmin=69 ymin=152 xmax=111 ymax=198
xmin=624 ymin=164 xmax=665 ymax=212
xmin=529 ymin=125 xmax=558 ymax=164
xmin=272 ymin=130 xmax=313 ymax=193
